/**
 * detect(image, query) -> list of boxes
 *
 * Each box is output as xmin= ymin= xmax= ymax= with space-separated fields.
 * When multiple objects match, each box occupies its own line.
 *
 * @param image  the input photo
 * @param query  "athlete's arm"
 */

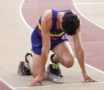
xmin=73 ymin=27 xmax=96 ymax=82
xmin=39 ymin=10 xmax=52 ymax=77
xmin=29 ymin=10 xmax=52 ymax=86
xmin=73 ymin=27 xmax=86 ymax=74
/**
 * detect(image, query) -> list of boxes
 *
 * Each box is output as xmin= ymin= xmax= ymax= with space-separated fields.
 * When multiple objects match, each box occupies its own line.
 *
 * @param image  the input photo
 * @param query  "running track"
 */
xmin=21 ymin=0 xmax=104 ymax=72
xmin=0 ymin=0 xmax=104 ymax=90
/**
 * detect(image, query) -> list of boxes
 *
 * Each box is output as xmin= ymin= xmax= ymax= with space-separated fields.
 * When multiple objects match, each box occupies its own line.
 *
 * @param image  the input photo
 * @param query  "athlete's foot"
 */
xmin=18 ymin=61 xmax=25 ymax=75
xmin=50 ymin=54 xmax=63 ymax=77
xmin=17 ymin=53 xmax=32 ymax=76
xmin=17 ymin=60 xmax=31 ymax=75
xmin=45 ymin=64 xmax=63 ymax=84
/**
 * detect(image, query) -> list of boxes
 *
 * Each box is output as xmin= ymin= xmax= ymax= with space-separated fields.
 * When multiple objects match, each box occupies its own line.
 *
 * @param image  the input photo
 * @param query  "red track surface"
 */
xmin=0 ymin=81 xmax=12 ymax=90
xmin=22 ymin=0 xmax=104 ymax=71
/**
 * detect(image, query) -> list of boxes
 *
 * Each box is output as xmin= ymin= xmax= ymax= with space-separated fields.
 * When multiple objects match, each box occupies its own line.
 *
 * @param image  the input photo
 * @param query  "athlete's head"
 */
xmin=62 ymin=12 xmax=80 ymax=35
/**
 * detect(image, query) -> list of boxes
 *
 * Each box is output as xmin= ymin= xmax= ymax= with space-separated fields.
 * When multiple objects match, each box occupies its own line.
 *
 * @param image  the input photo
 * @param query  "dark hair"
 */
xmin=62 ymin=12 xmax=80 ymax=35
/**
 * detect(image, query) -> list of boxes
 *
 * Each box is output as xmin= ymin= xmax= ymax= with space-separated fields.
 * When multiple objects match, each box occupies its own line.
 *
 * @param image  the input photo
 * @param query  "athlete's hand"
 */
xmin=83 ymin=74 xmax=96 ymax=83
xmin=28 ymin=75 xmax=44 ymax=86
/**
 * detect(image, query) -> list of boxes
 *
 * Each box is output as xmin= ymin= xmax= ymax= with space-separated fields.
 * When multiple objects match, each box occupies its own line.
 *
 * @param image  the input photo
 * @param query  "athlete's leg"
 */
xmin=26 ymin=52 xmax=41 ymax=77
xmin=28 ymin=27 xmax=42 ymax=77
xmin=18 ymin=52 xmax=41 ymax=77
xmin=52 ymin=41 xmax=74 ymax=68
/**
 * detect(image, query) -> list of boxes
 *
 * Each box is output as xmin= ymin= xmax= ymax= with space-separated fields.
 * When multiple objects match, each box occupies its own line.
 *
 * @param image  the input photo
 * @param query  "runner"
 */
xmin=18 ymin=9 xmax=95 ymax=86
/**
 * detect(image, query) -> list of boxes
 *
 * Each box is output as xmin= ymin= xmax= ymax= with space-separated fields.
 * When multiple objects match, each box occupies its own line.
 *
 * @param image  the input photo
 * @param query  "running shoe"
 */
xmin=45 ymin=64 xmax=63 ymax=84
xmin=17 ymin=61 xmax=31 ymax=75
xmin=50 ymin=54 xmax=63 ymax=77
xmin=17 ymin=53 xmax=32 ymax=75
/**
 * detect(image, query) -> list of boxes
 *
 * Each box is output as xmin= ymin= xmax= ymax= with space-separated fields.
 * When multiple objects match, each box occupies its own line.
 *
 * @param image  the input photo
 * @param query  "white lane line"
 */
xmin=73 ymin=0 xmax=104 ymax=29
xmin=0 ymin=77 xmax=15 ymax=90
xmin=74 ymin=58 xmax=104 ymax=74
xmin=19 ymin=0 xmax=33 ymax=31
xmin=86 ymin=64 xmax=104 ymax=74
xmin=16 ymin=81 xmax=104 ymax=89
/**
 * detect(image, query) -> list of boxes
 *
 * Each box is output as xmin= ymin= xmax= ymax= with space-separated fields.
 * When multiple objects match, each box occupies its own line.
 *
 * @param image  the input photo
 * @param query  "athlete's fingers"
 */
xmin=28 ymin=80 xmax=43 ymax=86
xmin=28 ymin=80 xmax=37 ymax=86
xmin=83 ymin=79 xmax=96 ymax=83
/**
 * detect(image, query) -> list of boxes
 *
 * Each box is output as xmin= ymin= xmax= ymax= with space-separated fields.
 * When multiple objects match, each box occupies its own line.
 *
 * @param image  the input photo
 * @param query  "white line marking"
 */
xmin=19 ymin=0 xmax=33 ymax=31
xmin=73 ymin=0 xmax=104 ymax=73
xmin=74 ymin=58 xmax=104 ymax=74
xmin=0 ymin=77 xmax=15 ymax=90
xmin=73 ymin=1 xmax=104 ymax=29
xmin=86 ymin=64 xmax=104 ymax=74
xmin=16 ymin=81 xmax=104 ymax=89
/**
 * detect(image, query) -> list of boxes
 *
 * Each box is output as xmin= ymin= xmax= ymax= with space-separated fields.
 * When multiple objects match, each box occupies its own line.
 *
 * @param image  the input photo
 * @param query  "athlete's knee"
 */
xmin=64 ymin=58 xmax=74 ymax=68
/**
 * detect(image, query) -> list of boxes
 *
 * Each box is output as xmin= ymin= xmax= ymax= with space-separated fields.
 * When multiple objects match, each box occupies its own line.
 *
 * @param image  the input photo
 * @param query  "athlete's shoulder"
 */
xmin=42 ymin=9 xmax=52 ymax=17
xmin=40 ymin=10 xmax=52 ymax=21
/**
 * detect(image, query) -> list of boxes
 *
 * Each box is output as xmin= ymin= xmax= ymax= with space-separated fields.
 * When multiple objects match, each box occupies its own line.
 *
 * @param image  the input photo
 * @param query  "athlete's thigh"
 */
xmin=52 ymin=41 xmax=74 ymax=63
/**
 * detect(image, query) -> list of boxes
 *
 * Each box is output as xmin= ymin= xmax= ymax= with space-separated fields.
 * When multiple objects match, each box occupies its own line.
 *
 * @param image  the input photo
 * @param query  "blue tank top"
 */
xmin=37 ymin=9 xmax=72 ymax=40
